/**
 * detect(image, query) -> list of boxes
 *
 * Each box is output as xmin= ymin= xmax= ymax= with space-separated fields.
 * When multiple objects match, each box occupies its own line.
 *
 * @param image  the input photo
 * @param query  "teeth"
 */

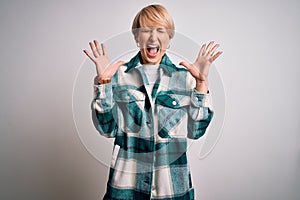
xmin=147 ymin=45 xmax=159 ymax=48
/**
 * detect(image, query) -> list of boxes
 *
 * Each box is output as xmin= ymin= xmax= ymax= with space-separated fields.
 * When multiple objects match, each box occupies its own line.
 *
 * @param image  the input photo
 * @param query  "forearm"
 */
xmin=92 ymin=80 xmax=117 ymax=137
xmin=187 ymin=89 xmax=214 ymax=139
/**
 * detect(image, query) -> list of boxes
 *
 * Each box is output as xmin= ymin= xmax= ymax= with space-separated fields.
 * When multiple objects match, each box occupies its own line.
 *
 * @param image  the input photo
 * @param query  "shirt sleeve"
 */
xmin=187 ymin=88 xmax=214 ymax=139
xmin=91 ymin=80 xmax=117 ymax=138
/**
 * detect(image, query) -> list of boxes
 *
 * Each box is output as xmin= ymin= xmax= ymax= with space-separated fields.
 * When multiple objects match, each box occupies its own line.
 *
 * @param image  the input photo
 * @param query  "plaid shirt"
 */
xmin=92 ymin=52 xmax=214 ymax=200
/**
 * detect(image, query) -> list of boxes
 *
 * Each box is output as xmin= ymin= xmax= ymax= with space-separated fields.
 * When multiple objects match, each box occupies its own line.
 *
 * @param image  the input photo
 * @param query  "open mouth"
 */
xmin=146 ymin=45 xmax=160 ymax=57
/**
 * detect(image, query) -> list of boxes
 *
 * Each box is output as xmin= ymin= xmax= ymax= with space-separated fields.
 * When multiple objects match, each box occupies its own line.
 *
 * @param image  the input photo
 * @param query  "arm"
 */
xmin=187 ymin=88 xmax=214 ymax=139
xmin=84 ymin=40 xmax=124 ymax=137
xmin=180 ymin=41 xmax=222 ymax=139
xmin=91 ymin=78 xmax=117 ymax=137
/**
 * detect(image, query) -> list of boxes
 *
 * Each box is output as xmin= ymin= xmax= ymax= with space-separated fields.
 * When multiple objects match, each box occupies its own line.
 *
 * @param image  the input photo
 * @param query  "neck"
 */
xmin=141 ymin=58 xmax=161 ymax=65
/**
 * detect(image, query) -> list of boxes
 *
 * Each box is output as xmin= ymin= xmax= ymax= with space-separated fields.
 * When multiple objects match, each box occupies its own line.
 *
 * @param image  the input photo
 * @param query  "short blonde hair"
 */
xmin=132 ymin=4 xmax=175 ymax=39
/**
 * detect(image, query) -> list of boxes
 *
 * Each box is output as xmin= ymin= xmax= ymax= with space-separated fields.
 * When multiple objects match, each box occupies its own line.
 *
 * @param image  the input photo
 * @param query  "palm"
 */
xmin=83 ymin=40 xmax=124 ymax=80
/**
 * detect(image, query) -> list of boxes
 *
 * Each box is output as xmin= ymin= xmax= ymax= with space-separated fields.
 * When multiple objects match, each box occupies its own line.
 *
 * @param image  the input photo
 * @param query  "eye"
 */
xmin=157 ymin=28 xmax=166 ymax=33
xmin=141 ymin=28 xmax=151 ymax=33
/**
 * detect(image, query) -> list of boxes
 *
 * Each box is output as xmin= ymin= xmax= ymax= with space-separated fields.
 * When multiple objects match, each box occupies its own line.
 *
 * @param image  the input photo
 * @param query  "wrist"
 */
xmin=195 ymin=80 xmax=209 ymax=94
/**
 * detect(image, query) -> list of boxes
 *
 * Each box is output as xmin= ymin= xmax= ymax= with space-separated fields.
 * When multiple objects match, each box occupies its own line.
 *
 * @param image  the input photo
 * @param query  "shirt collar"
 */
xmin=124 ymin=52 xmax=184 ymax=76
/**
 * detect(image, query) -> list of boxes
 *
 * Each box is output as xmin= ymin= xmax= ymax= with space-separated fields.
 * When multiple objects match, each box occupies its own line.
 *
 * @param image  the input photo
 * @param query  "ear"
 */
xmin=168 ymin=29 xmax=175 ymax=39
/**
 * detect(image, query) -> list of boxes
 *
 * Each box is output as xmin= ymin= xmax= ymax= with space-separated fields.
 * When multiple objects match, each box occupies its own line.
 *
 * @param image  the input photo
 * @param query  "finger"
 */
xmin=115 ymin=60 xmax=125 ymax=68
xmin=179 ymin=62 xmax=199 ymax=76
xmin=179 ymin=61 xmax=191 ymax=69
xmin=106 ymin=60 xmax=125 ymax=71
xmin=111 ymin=61 xmax=125 ymax=72
xmin=199 ymin=44 xmax=206 ymax=56
xmin=83 ymin=49 xmax=95 ymax=62
xmin=205 ymin=41 xmax=214 ymax=55
xmin=101 ymin=43 xmax=108 ymax=56
xmin=210 ymin=51 xmax=223 ymax=62
xmin=103 ymin=61 xmax=125 ymax=78
xmin=209 ymin=44 xmax=220 ymax=56
xmin=89 ymin=41 xmax=99 ymax=58
xmin=94 ymin=40 xmax=102 ymax=56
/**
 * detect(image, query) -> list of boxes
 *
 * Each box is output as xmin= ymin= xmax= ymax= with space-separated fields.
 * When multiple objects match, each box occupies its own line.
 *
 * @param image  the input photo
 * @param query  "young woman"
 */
xmin=84 ymin=4 xmax=222 ymax=200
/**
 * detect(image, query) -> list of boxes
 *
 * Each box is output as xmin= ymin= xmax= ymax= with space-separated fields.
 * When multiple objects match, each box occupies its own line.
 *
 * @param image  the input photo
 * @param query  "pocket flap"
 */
xmin=156 ymin=93 xmax=190 ymax=108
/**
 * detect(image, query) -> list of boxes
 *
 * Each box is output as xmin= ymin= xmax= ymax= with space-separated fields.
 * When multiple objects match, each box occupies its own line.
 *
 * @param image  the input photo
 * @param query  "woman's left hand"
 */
xmin=179 ymin=41 xmax=222 ymax=83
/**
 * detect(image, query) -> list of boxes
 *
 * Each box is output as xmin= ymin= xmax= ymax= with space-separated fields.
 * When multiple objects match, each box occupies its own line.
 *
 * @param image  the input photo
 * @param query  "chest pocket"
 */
xmin=156 ymin=93 xmax=191 ymax=138
xmin=113 ymin=88 xmax=146 ymax=132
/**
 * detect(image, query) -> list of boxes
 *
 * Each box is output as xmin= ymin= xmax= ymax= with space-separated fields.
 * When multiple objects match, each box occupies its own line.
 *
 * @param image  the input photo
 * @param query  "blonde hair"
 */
xmin=132 ymin=4 xmax=175 ymax=39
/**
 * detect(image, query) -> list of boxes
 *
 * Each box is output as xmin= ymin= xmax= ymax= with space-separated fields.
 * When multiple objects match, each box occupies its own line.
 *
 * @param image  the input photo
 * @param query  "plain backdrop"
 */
xmin=0 ymin=0 xmax=299 ymax=200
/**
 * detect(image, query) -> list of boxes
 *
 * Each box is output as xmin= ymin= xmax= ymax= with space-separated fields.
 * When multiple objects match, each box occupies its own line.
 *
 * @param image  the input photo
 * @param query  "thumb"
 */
xmin=179 ymin=61 xmax=191 ymax=70
xmin=116 ymin=60 xmax=125 ymax=68
xmin=102 ymin=61 xmax=125 ymax=79
xmin=111 ymin=60 xmax=125 ymax=71
xmin=179 ymin=61 xmax=199 ymax=77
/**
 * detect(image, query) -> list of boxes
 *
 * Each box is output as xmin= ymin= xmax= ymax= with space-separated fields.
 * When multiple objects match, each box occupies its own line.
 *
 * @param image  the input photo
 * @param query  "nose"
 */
xmin=149 ymin=30 xmax=158 ymax=42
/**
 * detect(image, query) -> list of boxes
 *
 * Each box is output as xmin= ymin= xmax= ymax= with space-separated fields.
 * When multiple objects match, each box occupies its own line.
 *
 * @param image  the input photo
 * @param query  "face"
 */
xmin=136 ymin=24 xmax=171 ymax=65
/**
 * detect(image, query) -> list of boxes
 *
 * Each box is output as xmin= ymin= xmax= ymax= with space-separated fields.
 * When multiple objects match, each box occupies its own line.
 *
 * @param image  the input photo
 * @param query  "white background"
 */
xmin=0 ymin=0 xmax=299 ymax=199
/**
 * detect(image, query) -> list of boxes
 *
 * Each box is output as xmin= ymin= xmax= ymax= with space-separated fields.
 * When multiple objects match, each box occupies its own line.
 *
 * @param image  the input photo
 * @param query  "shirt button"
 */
xmin=172 ymin=100 xmax=177 ymax=106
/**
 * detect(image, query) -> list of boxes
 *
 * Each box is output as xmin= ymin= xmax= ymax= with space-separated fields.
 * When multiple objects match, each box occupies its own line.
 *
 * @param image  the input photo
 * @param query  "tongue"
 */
xmin=148 ymin=48 xmax=158 ymax=57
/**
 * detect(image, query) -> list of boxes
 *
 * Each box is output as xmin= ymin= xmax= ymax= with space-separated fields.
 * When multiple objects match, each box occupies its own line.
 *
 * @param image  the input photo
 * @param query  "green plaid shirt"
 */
xmin=92 ymin=52 xmax=214 ymax=200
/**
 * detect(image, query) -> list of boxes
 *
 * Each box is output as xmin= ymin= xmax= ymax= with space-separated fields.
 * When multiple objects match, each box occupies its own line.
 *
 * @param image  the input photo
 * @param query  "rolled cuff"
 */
xmin=191 ymin=88 xmax=212 ymax=108
xmin=93 ymin=82 xmax=113 ymax=99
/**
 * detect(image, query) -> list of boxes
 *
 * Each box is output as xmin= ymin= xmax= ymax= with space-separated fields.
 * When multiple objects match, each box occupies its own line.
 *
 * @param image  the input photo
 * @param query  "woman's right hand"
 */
xmin=83 ymin=40 xmax=124 ymax=82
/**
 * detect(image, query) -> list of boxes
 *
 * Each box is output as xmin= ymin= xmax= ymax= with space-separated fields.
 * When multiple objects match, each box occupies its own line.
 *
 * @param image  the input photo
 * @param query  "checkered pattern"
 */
xmin=92 ymin=53 xmax=214 ymax=200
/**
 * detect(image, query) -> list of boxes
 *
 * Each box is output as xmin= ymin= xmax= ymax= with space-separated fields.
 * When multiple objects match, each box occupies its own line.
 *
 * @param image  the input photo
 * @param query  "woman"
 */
xmin=84 ymin=4 xmax=222 ymax=200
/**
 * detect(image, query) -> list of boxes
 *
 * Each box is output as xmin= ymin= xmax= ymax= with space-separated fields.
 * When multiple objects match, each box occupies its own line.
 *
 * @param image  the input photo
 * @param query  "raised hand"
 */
xmin=83 ymin=40 xmax=124 ymax=82
xmin=179 ymin=41 xmax=222 ymax=92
